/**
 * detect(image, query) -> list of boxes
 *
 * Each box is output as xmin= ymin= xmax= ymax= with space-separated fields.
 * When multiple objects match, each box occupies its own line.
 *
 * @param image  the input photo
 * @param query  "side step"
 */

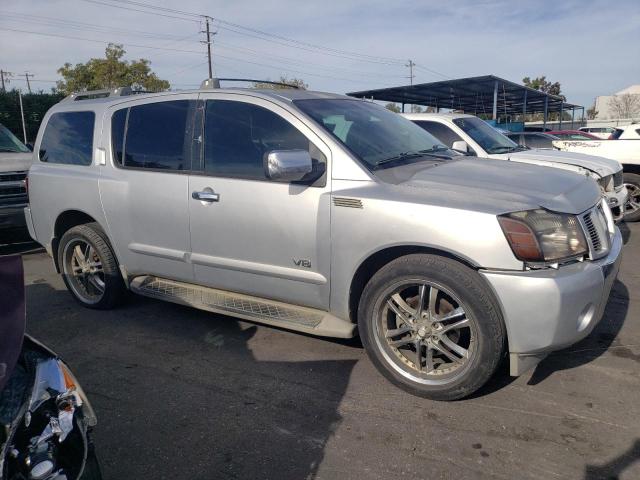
xmin=129 ymin=275 xmax=356 ymax=339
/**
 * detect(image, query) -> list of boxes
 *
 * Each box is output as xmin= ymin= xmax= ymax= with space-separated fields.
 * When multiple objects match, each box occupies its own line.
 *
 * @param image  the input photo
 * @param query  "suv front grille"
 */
xmin=583 ymin=212 xmax=601 ymax=251
xmin=0 ymin=171 xmax=28 ymax=208
xmin=581 ymin=203 xmax=610 ymax=259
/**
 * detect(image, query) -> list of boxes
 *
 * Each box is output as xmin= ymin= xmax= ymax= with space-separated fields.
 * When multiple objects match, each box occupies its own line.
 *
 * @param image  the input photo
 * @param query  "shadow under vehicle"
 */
xmin=0 ymin=255 xmax=101 ymax=480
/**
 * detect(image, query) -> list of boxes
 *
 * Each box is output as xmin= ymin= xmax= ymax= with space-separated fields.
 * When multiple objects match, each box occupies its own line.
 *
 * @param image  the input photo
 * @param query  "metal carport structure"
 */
xmin=347 ymin=75 xmax=584 ymax=129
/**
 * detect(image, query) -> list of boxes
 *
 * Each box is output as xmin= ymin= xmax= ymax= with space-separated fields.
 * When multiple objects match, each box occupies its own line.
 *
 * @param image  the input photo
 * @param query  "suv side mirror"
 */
xmin=452 ymin=140 xmax=469 ymax=153
xmin=264 ymin=150 xmax=313 ymax=182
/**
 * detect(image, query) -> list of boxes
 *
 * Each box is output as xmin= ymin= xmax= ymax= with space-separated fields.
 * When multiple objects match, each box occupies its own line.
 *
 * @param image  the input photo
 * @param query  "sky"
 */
xmin=1 ymin=0 xmax=638 ymax=108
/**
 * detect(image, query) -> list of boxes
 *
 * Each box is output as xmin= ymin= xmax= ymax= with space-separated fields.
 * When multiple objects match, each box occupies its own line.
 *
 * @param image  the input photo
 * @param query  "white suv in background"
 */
xmin=579 ymin=126 xmax=617 ymax=139
xmin=403 ymin=113 xmax=629 ymax=221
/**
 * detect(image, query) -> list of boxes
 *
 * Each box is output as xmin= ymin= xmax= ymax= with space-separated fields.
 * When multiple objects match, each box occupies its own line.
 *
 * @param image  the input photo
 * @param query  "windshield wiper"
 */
xmin=373 ymin=149 xmax=454 ymax=169
xmin=0 ymin=148 xmax=21 ymax=153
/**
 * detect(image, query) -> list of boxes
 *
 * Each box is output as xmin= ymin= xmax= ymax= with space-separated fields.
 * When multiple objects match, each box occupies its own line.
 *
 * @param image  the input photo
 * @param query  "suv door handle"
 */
xmin=192 ymin=190 xmax=220 ymax=202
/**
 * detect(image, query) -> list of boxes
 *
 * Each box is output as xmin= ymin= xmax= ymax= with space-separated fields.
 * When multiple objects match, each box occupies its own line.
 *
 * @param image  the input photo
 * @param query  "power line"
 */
xmin=84 ymin=0 xmax=410 ymax=66
xmin=81 ymin=0 xmax=200 ymax=23
xmin=0 ymin=27 xmax=383 ymax=86
xmin=0 ymin=11 xmax=193 ymax=41
xmin=0 ymin=27 xmax=203 ymax=54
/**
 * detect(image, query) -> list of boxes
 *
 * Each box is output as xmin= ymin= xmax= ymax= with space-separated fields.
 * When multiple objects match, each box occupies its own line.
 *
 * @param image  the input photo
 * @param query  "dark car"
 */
xmin=546 ymin=130 xmax=601 ymax=141
xmin=505 ymin=132 xmax=560 ymax=149
xmin=0 ymin=255 xmax=101 ymax=480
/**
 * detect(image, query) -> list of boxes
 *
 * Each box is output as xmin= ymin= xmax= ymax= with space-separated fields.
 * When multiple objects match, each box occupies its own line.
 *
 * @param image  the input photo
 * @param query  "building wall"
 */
xmin=594 ymin=84 xmax=640 ymax=120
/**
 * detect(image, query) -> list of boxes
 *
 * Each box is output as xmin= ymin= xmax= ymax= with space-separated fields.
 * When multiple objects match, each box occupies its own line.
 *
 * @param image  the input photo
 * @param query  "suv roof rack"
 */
xmin=62 ymin=86 xmax=150 ymax=102
xmin=200 ymin=78 xmax=301 ymax=90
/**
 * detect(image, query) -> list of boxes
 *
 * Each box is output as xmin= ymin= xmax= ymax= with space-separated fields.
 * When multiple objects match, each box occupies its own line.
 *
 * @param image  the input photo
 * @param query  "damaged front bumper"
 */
xmin=480 ymin=227 xmax=622 ymax=376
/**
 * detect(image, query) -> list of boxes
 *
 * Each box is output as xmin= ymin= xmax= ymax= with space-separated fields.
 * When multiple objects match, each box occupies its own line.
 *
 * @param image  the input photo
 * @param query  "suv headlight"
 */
xmin=498 ymin=209 xmax=588 ymax=263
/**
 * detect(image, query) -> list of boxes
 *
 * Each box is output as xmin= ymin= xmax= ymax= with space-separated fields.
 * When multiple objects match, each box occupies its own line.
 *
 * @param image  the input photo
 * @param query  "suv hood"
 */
xmin=501 ymin=149 xmax=620 ymax=177
xmin=388 ymin=157 xmax=601 ymax=215
xmin=0 ymin=152 xmax=33 ymax=172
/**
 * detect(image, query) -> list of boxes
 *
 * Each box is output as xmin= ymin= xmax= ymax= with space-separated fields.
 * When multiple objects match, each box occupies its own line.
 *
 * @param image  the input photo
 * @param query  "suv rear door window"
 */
xmin=203 ymin=100 xmax=325 ymax=181
xmin=123 ymin=100 xmax=193 ymax=171
xmin=39 ymin=111 xmax=95 ymax=165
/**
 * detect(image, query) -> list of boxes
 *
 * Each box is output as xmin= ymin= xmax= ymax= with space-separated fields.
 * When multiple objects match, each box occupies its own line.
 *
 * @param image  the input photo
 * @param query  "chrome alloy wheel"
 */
xmin=624 ymin=183 xmax=640 ymax=216
xmin=62 ymin=238 xmax=106 ymax=304
xmin=374 ymin=280 xmax=477 ymax=384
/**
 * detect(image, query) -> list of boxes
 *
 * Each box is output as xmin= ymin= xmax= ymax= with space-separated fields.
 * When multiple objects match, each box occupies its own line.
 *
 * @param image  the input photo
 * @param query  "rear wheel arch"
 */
xmin=348 ymin=245 xmax=480 ymax=325
xmin=52 ymin=211 xmax=106 ymax=272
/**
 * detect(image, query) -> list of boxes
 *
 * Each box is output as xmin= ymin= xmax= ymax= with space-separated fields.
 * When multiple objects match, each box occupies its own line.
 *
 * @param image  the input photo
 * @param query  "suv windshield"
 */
xmin=294 ymin=99 xmax=455 ymax=170
xmin=0 ymin=124 xmax=30 ymax=154
xmin=452 ymin=117 xmax=521 ymax=154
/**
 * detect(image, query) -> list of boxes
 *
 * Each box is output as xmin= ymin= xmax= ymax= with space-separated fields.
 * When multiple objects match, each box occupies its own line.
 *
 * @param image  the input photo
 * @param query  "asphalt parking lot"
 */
xmin=4 ymin=223 xmax=639 ymax=480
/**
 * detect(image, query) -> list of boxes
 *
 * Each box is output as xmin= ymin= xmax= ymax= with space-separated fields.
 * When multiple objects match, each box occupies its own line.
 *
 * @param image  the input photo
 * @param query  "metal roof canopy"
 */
xmin=347 ymin=75 xmax=583 ymax=125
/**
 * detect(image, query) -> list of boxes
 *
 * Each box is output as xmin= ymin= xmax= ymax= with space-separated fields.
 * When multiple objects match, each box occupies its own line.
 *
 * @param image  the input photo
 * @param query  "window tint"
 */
xmin=413 ymin=121 xmax=463 ymax=148
xmin=124 ymin=100 xmax=192 ymax=170
xmin=0 ymin=124 xmax=30 ymax=153
xmin=203 ymin=100 xmax=325 ymax=181
xmin=609 ymin=129 xmax=623 ymax=140
xmin=39 ymin=112 xmax=95 ymax=165
xmin=506 ymin=133 xmax=522 ymax=144
xmin=524 ymin=134 xmax=553 ymax=149
xmin=111 ymin=108 xmax=127 ymax=166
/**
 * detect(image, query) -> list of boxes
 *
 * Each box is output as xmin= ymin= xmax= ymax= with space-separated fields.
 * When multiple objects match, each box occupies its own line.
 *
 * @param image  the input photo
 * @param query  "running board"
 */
xmin=129 ymin=276 xmax=356 ymax=338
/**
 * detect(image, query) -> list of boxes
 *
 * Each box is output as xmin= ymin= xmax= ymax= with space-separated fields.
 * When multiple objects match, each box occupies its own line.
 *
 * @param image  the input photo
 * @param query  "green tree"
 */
xmin=586 ymin=104 xmax=598 ymax=120
xmin=385 ymin=103 xmax=401 ymax=113
xmin=0 ymin=90 xmax=65 ymax=143
xmin=252 ymin=75 xmax=307 ymax=90
xmin=57 ymin=43 xmax=169 ymax=95
xmin=522 ymin=75 xmax=566 ymax=101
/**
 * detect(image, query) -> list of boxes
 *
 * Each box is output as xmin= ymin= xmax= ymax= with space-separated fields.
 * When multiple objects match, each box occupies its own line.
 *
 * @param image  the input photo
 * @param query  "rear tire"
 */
xmin=623 ymin=172 xmax=640 ymax=222
xmin=358 ymin=254 xmax=504 ymax=401
xmin=58 ymin=223 xmax=126 ymax=310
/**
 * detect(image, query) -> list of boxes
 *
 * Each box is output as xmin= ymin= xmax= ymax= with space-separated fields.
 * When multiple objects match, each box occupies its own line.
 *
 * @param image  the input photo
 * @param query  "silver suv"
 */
xmin=26 ymin=85 xmax=622 ymax=400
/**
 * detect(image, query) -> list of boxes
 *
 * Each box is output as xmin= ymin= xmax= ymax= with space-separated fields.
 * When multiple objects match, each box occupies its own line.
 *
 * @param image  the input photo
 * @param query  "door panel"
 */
xmin=99 ymin=96 xmax=196 ymax=282
xmin=188 ymin=95 xmax=331 ymax=309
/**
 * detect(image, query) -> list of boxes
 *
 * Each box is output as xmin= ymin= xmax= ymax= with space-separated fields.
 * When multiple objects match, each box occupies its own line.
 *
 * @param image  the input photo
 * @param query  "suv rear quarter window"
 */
xmin=122 ymin=101 xmax=193 ymax=171
xmin=39 ymin=111 xmax=95 ymax=165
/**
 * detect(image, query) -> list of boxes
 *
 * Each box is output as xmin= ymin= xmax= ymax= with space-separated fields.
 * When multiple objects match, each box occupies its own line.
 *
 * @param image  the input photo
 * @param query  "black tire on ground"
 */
xmin=623 ymin=172 xmax=640 ymax=222
xmin=58 ymin=222 xmax=126 ymax=310
xmin=358 ymin=254 xmax=505 ymax=401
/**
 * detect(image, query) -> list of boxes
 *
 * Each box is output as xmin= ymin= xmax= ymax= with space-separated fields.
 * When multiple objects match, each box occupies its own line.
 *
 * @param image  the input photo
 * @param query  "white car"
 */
xmin=579 ymin=126 xmax=617 ymax=139
xmin=402 ymin=113 xmax=629 ymax=221
xmin=554 ymin=124 xmax=640 ymax=220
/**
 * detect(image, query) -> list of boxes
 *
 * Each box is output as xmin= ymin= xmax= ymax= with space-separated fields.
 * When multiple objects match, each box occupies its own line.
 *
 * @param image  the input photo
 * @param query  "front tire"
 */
xmin=358 ymin=254 xmax=505 ymax=401
xmin=58 ymin=223 xmax=126 ymax=310
xmin=623 ymin=172 xmax=640 ymax=222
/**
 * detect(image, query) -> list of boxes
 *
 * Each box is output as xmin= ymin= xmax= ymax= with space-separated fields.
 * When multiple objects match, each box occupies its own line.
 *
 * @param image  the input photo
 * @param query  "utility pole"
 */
xmin=23 ymin=72 xmax=34 ymax=93
xmin=201 ymin=16 xmax=216 ymax=79
xmin=406 ymin=60 xmax=415 ymax=85
xmin=18 ymin=90 xmax=27 ymax=144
